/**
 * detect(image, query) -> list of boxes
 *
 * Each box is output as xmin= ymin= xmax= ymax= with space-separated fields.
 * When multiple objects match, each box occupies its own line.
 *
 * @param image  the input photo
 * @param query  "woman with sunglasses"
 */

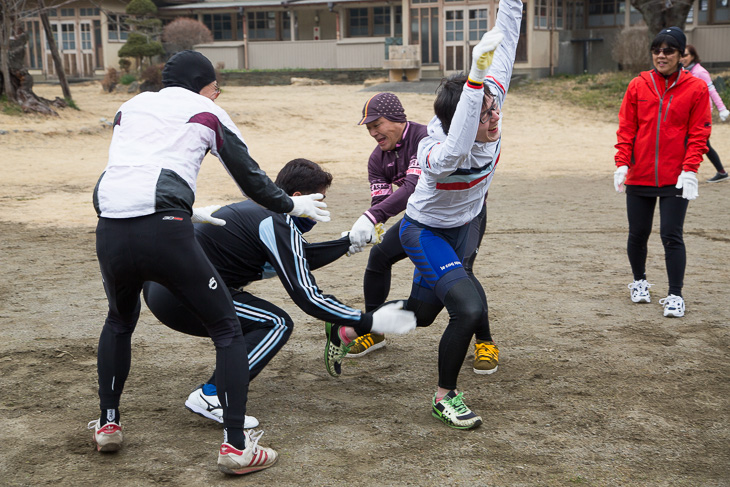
xmin=614 ymin=27 xmax=711 ymax=318
xmin=681 ymin=44 xmax=730 ymax=183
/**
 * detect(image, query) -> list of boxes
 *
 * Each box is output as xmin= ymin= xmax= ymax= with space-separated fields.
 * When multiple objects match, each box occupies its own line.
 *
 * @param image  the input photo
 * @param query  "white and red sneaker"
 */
xmin=217 ymin=429 xmax=278 ymax=475
xmin=87 ymin=419 xmax=123 ymax=452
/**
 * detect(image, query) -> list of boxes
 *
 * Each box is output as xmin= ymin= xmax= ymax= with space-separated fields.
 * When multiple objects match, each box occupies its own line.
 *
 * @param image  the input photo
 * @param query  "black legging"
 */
xmin=95 ymin=211 xmax=248 ymax=429
xmin=626 ymin=194 xmax=689 ymax=296
xmin=363 ymin=204 xmax=490 ymax=340
xmin=706 ymin=138 xmax=725 ymax=173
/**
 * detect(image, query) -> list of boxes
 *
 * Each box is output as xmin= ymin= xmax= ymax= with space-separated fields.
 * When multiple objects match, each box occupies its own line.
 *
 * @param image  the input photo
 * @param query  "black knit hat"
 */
xmin=652 ymin=26 xmax=686 ymax=53
xmin=162 ymin=50 xmax=216 ymax=94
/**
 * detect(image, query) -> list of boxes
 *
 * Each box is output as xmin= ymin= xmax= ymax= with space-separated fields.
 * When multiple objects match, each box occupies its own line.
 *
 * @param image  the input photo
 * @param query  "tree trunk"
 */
xmin=38 ymin=0 xmax=71 ymax=101
xmin=631 ymin=0 xmax=693 ymax=38
xmin=1 ymin=5 xmax=14 ymax=99
xmin=1 ymin=29 xmax=67 ymax=114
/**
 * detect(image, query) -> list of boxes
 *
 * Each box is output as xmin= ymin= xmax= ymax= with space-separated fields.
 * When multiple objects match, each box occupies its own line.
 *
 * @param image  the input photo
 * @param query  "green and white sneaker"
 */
xmin=431 ymin=390 xmax=482 ymax=430
xmin=324 ymin=322 xmax=350 ymax=377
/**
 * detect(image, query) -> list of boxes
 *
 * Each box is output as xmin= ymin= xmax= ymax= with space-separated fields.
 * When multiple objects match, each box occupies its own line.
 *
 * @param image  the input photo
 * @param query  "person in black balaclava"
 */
xmin=89 ymin=50 xmax=333 ymax=475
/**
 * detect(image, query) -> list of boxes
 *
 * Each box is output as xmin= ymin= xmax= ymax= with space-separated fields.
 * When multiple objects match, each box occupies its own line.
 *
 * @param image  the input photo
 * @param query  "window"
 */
xmin=107 ymin=13 xmax=128 ymax=41
xmin=61 ymin=8 xmax=75 ymax=17
xmin=46 ymin=23 xmax=59 ymax=49
xmin=445 ymin=10 xmax=464 ymax=42
xmin=81 ymin=23 xmax=92 ymax=50
xmin=535 ymin=0 xmax=548 ymax=28
xmin=588 ymin=0 xmax=620 ymax=26
xmin=247 ymin=12 xmax=276 ymax=39
xmin=567 ymin=0 xmax=585 ymax=29
xmin=686 ymin=0 xmax=709 ymax=23
xmin=716 ymin=0 xmax=730 ymax=22
xmin=349 ymin=8 xmax=369 ymax=36
xmin=25 ymin=20 xmax=43 ymax=69
xmin=61 ymin=23 xmax=76 ymax=50
xmin=373 ymin=7 xmax=391 ymax=35
xmin=282 ymin=11 xmax=292 ymax=40
xmin=410 ymin=7 xmax=439 ymax=64
xmin=556 ymin=1 xmax=564 ymax=28
xmin=80 ymin=8 xmax=100 ymax=17
xmin=347 ymin=6 xmax=401 ymax=37
xmin=468 ymin=8 xmax=488 ymax=41
xmin=203 ymin=13 xmax=233 ymax=40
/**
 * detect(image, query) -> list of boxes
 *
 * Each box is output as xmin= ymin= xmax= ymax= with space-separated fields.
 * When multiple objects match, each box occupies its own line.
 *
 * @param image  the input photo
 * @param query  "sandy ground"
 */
xmin=1 ymin=81 xmax=729 ymax=487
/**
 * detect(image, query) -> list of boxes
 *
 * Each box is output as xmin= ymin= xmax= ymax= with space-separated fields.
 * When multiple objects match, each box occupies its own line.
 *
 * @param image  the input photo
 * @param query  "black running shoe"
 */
xmin=707 ymin=172 xmax=729 ymax=183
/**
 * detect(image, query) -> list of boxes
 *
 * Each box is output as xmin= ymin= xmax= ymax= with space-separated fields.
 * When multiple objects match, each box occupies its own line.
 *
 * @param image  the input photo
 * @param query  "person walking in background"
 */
xmin=614 ymin=27 xmax=711 ymax=318
xmin=681 ymin=44 xmax=730 ymax=183
xmin=89 ymin=50 xmax=330 ymax=475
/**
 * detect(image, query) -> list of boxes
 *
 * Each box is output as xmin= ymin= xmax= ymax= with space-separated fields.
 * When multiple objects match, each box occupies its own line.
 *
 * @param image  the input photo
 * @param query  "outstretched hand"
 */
xmin=371 ymin=301 xmax=417 ymax=335
xmin=290 ymin=193 xmax=330 ymax=222
xmin=469 ymin=27 xmax=504 ymax=83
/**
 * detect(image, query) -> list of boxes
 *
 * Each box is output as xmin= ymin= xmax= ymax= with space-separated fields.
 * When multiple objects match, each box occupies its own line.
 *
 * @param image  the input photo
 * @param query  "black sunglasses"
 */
xmin=651 ymin=47 xmax=678 ymax=55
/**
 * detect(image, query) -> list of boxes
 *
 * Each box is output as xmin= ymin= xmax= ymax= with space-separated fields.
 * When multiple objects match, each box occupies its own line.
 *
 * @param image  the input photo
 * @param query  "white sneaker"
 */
xmin=185 ymin=384 xmax=259 ymax=428
xmin=628 ymin=279 xmax=652 ymax=303
xmin=659 ymin=295 xmax=685 ymax=317
xmin=218 ymin=429 xmax=278 ymax=475
xmin=87 ymin=419 xmax=123 ymax=452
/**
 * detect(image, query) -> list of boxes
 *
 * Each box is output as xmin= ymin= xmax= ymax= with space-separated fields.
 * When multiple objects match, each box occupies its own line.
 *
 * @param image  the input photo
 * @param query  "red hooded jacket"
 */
xmin=615 ymin=68 xmax=711 ymax=187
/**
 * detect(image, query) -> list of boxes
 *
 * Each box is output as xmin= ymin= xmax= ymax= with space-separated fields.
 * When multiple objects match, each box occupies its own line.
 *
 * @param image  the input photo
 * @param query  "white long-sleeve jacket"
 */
xmin=94 ymin=87 xmax=292 ymax=219
xmin=406 ymin=0 xmax=522 ymax=228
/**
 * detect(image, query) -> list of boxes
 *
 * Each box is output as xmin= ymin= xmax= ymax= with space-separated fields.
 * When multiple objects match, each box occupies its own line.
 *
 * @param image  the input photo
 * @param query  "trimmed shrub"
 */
xmin=162 ymin=17 xmax=213 ymax=55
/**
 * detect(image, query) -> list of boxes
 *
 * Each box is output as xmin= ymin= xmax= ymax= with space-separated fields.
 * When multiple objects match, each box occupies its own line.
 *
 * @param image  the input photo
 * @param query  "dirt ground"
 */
xmin=1 ymin=81 xmax=729 ymax=487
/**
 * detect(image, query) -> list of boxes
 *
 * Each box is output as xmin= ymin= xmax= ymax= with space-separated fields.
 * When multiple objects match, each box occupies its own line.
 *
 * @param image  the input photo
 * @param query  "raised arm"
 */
xmin=486 ymin=0 xmax=523 ymax=97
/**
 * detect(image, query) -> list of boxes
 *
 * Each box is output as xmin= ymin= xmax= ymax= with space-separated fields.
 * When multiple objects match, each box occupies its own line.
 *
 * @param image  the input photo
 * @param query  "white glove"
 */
xmin=675 ymin=171 xmax=698 ymax=200
xmin=614 ymin=166 xmax=628 ymax=193
xmin=192 ymin=205 xmax=226 ymax=226
xmin=341 ymin=231 xmax=365 ymax=257
xmin=371 ymin=301 xmax=417 ymax=335
xmin=289 ymin=193 xmax=330 ymax=222
xmin=349 ymin=215 xmax=376 ymax=249
xmin=468 ymin=27 xmax=504 ymax=83
xmin=720 ymin=109 xmax=729 ymax=122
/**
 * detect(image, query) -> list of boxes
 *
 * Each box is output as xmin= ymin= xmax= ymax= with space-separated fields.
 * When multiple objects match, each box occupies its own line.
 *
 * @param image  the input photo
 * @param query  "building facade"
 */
xmin=22 ymin=0 xmax=730 ymax=80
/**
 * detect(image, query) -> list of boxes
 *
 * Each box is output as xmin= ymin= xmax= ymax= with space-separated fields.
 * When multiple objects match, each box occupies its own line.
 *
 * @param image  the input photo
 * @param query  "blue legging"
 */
xmin=400 ymin=216 xmax=489 ymax=390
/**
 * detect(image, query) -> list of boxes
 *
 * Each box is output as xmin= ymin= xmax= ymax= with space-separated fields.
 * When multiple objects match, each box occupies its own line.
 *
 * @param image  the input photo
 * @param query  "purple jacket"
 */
xmin=364 ymin=121 xmax=428 ymax=224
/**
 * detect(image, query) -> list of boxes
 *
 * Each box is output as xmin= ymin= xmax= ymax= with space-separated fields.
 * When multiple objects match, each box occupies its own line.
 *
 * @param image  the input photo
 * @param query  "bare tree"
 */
xmin=0 ymin=0 xmax=70 ymax=114
xmin=630 ymin=0 xmax=693 ymax=37
xmin=38 ymin=0 xmax=71 ymax=100
xmin=162 ymin=17 xmax=213 ymax=55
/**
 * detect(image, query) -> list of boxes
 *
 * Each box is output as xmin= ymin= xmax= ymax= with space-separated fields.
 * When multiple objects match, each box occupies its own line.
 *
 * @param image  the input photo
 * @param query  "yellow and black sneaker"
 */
xmin=345 ymin=333 xmax=386 ymax=358
xmin=473 ymin=340 xmax=499 ymax=375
